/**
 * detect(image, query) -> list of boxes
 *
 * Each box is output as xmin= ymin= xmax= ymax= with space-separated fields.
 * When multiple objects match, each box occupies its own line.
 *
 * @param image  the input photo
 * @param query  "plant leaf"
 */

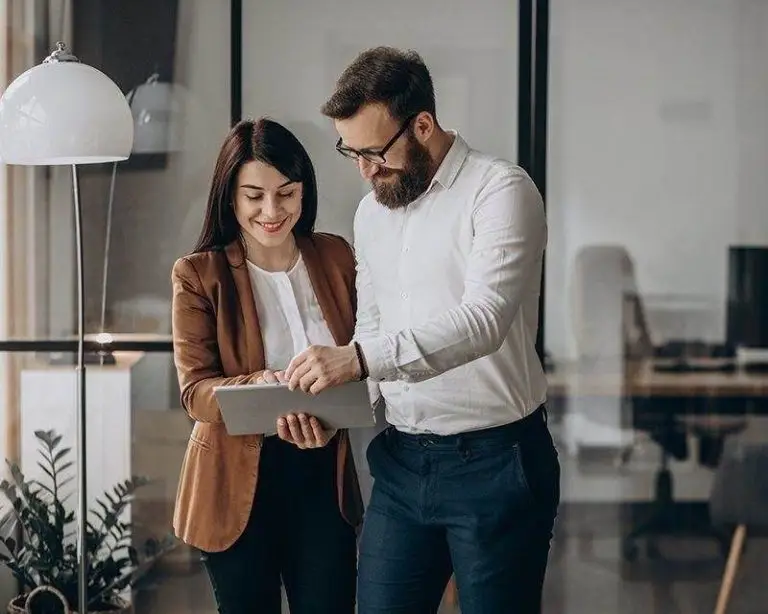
xmin=53 ymin=447 xmax=71 ymax=464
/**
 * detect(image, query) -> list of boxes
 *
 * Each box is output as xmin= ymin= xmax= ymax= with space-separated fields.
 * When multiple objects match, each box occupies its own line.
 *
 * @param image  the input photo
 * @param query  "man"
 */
xmin=285 ymin=46 xmax=560 ymax=614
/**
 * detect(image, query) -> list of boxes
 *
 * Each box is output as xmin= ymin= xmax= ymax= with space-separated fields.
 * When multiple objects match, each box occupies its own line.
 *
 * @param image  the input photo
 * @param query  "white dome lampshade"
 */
xmin=0 ymin=42 xmax=133 ymax=166
xmin=128 ymin=72 xmax=181 ymax=154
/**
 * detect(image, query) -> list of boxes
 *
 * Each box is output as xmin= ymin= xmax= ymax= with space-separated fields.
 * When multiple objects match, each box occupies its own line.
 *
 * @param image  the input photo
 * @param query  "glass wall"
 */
xmin=8 ymin=1 xmax=765 ymax=613
xmin=3 ymin=1 xmax=525 ymax=611
xmin=545 ymin=0 xmax=768 ymax=612
xmin=2 ymin=1 xmax=523 ymax=611
xmin=1 ymin=0 xmax=229 ymax=611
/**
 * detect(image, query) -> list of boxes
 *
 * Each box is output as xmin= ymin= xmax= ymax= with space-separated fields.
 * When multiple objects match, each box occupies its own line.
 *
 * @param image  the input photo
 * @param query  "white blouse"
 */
xmin=246 ymin=255 xmax=336 ymax=371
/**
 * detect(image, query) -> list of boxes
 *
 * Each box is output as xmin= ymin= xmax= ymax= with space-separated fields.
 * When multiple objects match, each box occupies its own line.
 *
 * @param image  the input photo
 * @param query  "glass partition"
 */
xmin=0 ymin=0 xmax=229 ymax=611
xmin=545 ymin=1 xmax=768 ymax=612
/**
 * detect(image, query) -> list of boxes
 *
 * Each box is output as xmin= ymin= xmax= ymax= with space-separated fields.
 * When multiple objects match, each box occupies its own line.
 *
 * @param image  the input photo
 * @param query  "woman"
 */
xmin=171 ymin=118 xmax=363 ymax=614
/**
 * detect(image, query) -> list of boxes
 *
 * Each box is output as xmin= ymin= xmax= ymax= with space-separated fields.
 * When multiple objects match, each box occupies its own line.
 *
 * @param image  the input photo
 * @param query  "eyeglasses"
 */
xmin=335 ymin=114 xmax=417 ymax=165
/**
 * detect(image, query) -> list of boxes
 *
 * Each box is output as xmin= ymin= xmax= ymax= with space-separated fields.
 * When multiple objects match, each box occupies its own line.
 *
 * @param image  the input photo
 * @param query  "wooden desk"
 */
xmin=546 ymin=361 xmax=768 ymax=399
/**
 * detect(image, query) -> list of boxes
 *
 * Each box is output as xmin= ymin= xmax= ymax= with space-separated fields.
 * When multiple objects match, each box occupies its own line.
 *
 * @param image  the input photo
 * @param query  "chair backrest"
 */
xmin=571 ymin=244 xmax=653 ymax=364
xmin=564 ymin=245 xmax=654 ymax=443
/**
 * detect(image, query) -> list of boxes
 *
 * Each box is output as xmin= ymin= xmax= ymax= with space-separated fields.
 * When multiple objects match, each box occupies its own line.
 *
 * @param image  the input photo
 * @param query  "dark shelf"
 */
xmin=0 ymin=339 xmax=173 ymax=353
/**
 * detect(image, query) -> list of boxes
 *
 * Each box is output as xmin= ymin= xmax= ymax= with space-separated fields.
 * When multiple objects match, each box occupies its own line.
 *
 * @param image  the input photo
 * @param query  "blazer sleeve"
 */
xmin=171 ymin=257 xmax=263 ymax=423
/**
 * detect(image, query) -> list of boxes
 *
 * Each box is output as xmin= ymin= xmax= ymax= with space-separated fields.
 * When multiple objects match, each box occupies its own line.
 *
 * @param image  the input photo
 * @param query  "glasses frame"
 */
xmin=335 ymin=114 xmax=418 ymax=165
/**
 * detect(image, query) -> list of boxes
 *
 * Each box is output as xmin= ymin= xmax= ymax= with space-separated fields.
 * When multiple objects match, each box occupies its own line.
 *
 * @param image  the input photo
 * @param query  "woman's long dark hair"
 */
xmin=193 ymin=118 xmax=318 ymax=256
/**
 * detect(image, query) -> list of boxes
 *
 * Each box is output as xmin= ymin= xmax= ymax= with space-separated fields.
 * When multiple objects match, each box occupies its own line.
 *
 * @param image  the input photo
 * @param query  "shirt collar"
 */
xmin=429 ymin=131 xmax=469 ymax=191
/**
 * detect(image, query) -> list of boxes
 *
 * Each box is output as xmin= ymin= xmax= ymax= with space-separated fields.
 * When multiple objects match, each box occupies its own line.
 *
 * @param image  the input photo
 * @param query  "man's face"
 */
xmin=335 ymin=104 xmax=433 ymax=209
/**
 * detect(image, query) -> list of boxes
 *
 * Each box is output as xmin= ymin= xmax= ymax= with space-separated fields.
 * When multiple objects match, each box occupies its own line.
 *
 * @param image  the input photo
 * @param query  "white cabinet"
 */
xmin=19 ymin=353 xmax=142 ymax=520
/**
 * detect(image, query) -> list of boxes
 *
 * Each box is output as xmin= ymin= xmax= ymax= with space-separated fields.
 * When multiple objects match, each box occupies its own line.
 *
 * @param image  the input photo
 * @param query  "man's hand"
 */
xmin=276 ymin=413 xmax=337 ymax=449
xmin=285 ymin=345 xmax=360 ymax=395
xmin=255 ymin=369 xmax=287 ymax=384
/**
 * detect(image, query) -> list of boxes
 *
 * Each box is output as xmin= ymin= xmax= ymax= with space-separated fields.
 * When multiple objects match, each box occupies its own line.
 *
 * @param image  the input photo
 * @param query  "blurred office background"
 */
xmin=1 ymin=1 xmax=767 ymax=612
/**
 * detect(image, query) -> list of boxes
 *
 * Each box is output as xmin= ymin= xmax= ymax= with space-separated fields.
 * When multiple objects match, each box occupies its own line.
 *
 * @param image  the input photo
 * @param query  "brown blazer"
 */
xmin=170 ymin=233 xmax=364 ymax=553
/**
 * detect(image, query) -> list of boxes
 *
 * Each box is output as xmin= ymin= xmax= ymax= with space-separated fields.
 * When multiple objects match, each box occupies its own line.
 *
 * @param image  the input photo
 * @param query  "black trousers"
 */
xmin=201 ymin=435 xmax=357 ymax=614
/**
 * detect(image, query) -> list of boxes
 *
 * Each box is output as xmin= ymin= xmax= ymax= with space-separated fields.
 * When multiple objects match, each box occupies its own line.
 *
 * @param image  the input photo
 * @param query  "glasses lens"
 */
xmin=336 ymin=144 xmax=385 ymax=165
xmin=337 ymin=146 xmax=358 ymax=160
xmin=361 ymin=152 xmax=386 ymax=165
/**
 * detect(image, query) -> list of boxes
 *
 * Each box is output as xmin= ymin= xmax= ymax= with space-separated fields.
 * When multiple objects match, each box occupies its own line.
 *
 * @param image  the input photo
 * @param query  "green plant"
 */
xmin=0 ymin=430 xmax=172 ymax=611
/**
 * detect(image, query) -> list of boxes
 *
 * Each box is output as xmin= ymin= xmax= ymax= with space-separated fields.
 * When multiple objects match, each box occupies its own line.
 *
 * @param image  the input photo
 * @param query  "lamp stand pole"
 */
xmin=99 ymin=161 xmax=117 ymax=335
xmin=71 ymin=164 xmax=89 ymax=613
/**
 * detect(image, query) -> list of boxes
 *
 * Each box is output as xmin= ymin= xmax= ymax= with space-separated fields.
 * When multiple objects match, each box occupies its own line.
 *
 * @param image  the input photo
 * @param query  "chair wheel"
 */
xmin=622 ymin=540 xmax=639 ymax=561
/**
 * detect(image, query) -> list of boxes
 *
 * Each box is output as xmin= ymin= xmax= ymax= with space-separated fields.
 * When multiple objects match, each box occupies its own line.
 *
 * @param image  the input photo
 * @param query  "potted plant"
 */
xmin=0 ymin=430 xmax=174 ymax=613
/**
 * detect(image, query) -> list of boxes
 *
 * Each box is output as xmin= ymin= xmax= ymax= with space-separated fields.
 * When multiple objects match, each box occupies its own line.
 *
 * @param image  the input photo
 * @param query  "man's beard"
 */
xmin=371 ymin=135 xmax=433 ymax=210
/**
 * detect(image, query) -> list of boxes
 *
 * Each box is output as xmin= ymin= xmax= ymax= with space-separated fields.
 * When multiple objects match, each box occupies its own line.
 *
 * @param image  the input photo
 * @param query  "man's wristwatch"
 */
xmin=352 ymin=341 xmax=369 ymax=380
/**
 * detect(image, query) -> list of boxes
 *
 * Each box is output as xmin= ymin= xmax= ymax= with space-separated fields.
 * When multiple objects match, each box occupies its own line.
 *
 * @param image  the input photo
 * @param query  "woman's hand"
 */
xmin=255 ymin=369 xmax=287 ymax=384
xmin=276 ymin=413 xmax=337 ymax=449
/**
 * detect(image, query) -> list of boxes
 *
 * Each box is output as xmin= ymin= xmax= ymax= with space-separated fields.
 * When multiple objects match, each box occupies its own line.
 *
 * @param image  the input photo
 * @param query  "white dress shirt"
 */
xmin=354 ymin=132 xmax=548 ymax=435
xmin=247 ymin=255 xmax=336 ymax=371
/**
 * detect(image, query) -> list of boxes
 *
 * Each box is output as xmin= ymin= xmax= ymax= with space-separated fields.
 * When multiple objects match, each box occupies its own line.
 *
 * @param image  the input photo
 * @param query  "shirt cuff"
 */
xmin=357 ymin=336 xmax=396 ymax=382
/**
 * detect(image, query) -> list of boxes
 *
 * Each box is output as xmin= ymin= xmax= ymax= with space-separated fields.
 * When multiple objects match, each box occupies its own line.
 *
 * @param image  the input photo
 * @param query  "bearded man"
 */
xmin=285 ymin=46 xmax=560 ymax=614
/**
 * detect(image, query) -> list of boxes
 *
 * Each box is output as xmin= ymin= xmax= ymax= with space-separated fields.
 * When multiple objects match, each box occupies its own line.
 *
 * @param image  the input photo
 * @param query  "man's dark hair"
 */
xmin=321 ymin=46 xmax=436 ymax=123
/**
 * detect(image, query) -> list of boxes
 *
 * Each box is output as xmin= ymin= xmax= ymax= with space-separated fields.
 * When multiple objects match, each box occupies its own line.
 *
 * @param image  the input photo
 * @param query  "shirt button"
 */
xmin=401 ymin=292 xmax=408 ymax=299
xmin=403 ymin=246 xmax=409 ymax=253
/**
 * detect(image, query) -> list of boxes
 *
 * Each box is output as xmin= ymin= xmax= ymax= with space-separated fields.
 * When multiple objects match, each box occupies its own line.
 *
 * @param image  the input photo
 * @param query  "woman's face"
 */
xmin=233 ymin=160 xmax=303 ymax=249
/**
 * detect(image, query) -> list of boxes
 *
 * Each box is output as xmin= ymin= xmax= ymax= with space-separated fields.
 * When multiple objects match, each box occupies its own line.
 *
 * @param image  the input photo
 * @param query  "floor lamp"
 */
xmin=0 ymin=42 xmax=134 ymax=611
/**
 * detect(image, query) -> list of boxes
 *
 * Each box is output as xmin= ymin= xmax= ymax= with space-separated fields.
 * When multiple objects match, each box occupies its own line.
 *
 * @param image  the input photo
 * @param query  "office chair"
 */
xmin=565 ymin=245 xmax=643 ymax=462
xmin=622 ymin=397 xmax=744 ymax=561
xmin=567 ymin=249 xmax=743 ymax=561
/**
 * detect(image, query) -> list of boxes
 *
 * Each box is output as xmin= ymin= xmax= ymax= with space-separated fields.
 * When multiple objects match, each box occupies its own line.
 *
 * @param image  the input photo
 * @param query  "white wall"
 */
xmin=242 ymin=0 xmax=519 ymax=241
xmin=546 ymin=0 xmax=768 ymax=359
xmin=734 ymin=0 xmax=768 ymax=243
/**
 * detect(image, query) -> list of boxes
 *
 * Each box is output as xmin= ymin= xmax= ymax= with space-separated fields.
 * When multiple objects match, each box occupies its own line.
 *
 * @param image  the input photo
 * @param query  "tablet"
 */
xmin=213 ymin=380 xmax=376 ymax=436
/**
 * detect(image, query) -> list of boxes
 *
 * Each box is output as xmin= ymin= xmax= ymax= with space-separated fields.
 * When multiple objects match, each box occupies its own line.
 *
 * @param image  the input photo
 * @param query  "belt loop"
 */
xmin=388 ymin=426 xmax=403 ymax=452
xmin=456 ymin=434 xmax=471 ymax=462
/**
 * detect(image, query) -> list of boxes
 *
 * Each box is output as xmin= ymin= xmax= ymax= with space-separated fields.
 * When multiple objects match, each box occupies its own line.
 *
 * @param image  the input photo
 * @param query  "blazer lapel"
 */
xmin=298 ymin=236 xmax=349 ymax=345
xmin=225 ymin=242 xmax=265 ymax=373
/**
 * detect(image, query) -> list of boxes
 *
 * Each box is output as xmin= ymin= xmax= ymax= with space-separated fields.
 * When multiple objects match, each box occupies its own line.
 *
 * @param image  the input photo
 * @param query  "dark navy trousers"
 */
xmin=358 ymin=406 xmax=560 ymax=614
